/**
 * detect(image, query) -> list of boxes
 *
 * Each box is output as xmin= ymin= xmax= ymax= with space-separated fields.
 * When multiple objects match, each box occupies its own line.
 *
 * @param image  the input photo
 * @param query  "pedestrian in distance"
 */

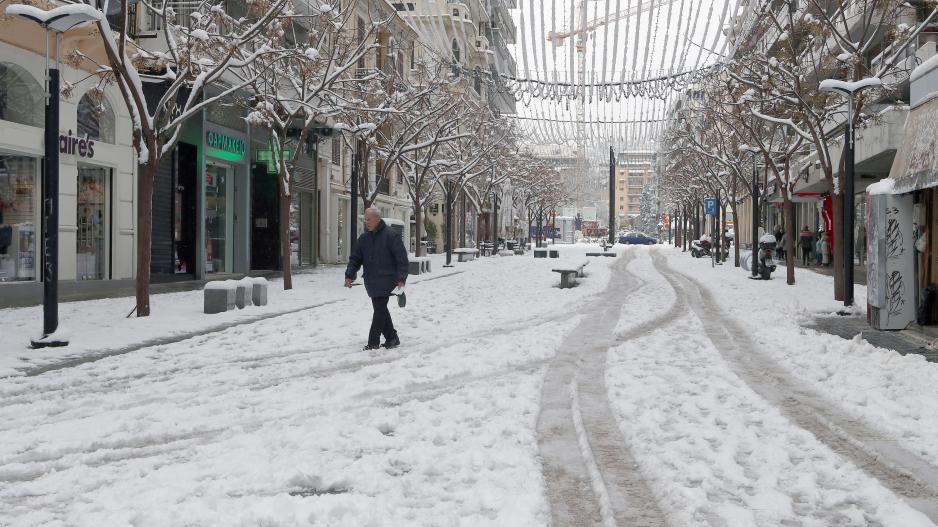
xmin=815 ymin=232 xmax=823 ymax=266
xmin=345 ymin=207 xmax=409 ymax=350
xmin=799 ymin=226 xmax=813 ymax=266
xmin=820 ymin=230 xmax=831 ymax=266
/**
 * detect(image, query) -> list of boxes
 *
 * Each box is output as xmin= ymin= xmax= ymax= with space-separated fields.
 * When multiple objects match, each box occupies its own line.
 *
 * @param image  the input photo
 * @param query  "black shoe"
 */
xmin=383 ymin=337 xmax=400 ymax=349
xmin=362 ymin=343 xmax=381 ymax=351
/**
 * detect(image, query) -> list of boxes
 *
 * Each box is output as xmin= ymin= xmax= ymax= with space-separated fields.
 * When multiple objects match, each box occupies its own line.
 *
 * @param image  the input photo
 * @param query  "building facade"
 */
xmin=0 ymin=20 xmax=137 ymax=307
xmin=615 ymin=151 xmax=654 ymax=231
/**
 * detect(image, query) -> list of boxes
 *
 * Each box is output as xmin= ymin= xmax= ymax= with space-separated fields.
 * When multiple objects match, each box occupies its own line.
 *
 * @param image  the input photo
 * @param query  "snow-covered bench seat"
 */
xmin=552 ymin=260 xmax=589 ymax=289
xmin=498 ymin=249 xmax=514 ymax=256
xmin=408 ymin=256 xmax=431 ymax=275
xmin=203 ymin=277 xmax=268 ymax=314
xmin=453 ymin=248 xmax=478 ymax=262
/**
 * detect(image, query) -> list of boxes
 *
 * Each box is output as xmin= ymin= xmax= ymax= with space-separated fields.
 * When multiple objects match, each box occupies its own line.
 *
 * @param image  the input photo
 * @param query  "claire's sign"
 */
xmin=59 ymin=130 xmax=95 ymax=158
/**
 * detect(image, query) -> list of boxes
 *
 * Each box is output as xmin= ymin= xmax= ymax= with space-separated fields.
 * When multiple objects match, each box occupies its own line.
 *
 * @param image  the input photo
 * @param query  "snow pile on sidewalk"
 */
xmin=0 ymin=246 xmax=617 ymax=525
xmin=0 ymin=258 xmax=462 ymax=377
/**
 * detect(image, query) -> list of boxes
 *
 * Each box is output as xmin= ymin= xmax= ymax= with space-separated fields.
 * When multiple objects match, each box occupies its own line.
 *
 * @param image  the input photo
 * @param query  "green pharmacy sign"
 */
xmin=255 ymin=149 xmax=293 ymax=173
xmin=206 ymin=130 xmax=246 ymax=162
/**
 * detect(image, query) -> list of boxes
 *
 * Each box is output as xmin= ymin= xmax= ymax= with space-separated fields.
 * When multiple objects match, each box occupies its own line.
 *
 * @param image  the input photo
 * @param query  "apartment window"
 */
xmin=357 ymin=17 xmax=366 ymax=68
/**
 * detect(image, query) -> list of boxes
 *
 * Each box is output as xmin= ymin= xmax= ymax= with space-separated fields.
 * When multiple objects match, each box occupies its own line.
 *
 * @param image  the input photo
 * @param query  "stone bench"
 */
xmin=548 ymin=249 xmax=560 ymax=258
xmin=552 ymin=261 xmax=589 ymax=289
xmin=586 ymin=252 xmax=617 ymax=257
xmin=204 ymin=278 xmax=268 ymax=314
xmin=408 ymin=256 xmax=431 ymax=275
xmin=533 ymin=248 xmax=548 ymax=258
xmin=453 ymin=248 xmax=478 ymax=262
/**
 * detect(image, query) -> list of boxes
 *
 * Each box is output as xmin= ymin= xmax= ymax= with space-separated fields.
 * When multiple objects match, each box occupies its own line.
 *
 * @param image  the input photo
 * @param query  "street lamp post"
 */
xmin=608 ymin=146 xmax=615 ymax=245
xmin=6 ymin=4 xmax=101 ymax=348
xmin=819 ymin=77 xmax=882 ymax=308
xmin=740 ymin=145 xmax=761 ymax=278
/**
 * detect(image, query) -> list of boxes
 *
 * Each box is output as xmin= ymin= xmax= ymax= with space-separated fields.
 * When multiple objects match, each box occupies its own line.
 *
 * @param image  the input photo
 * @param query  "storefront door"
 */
xmin=250 ymin=162 xmax=280 ymax=270
xmin=76 ymin=166 xmax=109 ymax=280
xmin=205 ymin=163 xmax=233 ymax=274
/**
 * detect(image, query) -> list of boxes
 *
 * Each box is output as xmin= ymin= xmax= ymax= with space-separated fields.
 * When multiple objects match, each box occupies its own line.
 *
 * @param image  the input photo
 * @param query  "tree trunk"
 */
xmin=445 ymin=187 xmax=454 ymax=266
xmin=135 ymin=143 xmax=158 ymax=317
xmin=784 ymin=195 xmax=796 ymax=286
xmin=460 ymin=191 xmax=467 ymax=248
xmin=414 ymin=203 xmax=424 ymax=257
xmin=730 ymin=201 xmax=741 ymax=267
xmin=278 ymin=165 xmax=293 ymax=291
xmin=536 ymin=209 xmax=543 ymax=248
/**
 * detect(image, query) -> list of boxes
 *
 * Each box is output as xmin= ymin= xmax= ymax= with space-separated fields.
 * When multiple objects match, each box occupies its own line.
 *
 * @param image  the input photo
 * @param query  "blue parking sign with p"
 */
xmin=704 ymin=198 xmax=718 ymax=216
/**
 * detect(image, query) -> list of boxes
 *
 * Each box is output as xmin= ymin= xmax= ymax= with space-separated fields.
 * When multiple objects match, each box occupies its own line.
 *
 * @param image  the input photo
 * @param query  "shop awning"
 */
xmin=887 ymin=95 xmax=938 ymax=194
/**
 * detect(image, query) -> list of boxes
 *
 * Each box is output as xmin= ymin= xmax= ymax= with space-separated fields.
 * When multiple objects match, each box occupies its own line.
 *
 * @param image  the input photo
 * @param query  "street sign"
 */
xmin=704 ymin=198 xmax=718 ymax=216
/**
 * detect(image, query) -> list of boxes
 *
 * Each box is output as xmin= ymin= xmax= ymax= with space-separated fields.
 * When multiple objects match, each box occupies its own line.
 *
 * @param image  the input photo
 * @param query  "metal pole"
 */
xmin=752 ymin=160 xmax=759 ymax=278
xmin=844 ymin=95 xmax=855 ymax=307
xmin=608 ymin=146 xmax=615 ymax=244
xmin=33 ymin=32 xmax=64 ymax=347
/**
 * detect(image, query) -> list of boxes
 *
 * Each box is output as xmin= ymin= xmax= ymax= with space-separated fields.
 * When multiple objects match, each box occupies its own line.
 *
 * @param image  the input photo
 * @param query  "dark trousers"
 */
xmin=369 ymin=296 xmax=397 ymax=346
xmin=802 ymin=247 xmax=811 ymax=265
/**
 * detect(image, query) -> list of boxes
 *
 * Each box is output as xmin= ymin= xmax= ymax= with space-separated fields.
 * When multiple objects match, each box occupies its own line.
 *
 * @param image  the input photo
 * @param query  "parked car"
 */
xmin=618 ymin=232 xmax=658 ymax=245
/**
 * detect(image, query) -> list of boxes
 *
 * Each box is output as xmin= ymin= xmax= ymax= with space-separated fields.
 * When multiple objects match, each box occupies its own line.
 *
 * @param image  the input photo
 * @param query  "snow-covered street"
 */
xmin=2 ymin=246 xmax=938 ymax=526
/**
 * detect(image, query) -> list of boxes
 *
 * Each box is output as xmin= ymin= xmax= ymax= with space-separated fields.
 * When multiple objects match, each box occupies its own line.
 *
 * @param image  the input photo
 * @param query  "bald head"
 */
xmin=364 ymin=207 xmax=382 ymax=231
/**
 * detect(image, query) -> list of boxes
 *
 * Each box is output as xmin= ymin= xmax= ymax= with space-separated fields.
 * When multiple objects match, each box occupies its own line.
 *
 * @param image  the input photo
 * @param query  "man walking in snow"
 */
xmin=345 ymin=207 xmax=409 ymax=350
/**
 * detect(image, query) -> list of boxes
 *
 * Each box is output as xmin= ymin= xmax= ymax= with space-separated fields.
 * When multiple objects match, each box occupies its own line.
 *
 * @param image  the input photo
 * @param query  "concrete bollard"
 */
xmin=235 ymin=284 xmax=248 ymax=309
xmin=204 ymin=283 xmax=236 ymax=314
xmin=251 ymin=279 xmax=269 ymax=306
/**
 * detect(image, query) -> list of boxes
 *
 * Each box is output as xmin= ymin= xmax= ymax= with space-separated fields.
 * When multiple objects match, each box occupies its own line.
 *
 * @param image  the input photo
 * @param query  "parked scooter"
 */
xmin=690 ymin=235 xmax=712 ymax=258
xmin=756 ymin=233 xmax=778 ymax=279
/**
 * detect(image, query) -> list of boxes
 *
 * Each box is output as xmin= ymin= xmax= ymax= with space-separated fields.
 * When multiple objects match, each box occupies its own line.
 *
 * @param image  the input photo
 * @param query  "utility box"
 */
xmin=555 ymin=216 xmax=575 ymax=244
xmin=867 ymin=192 xmax=915 ymax=330
xmin=384 ymin=218 xmax=405 ymax=242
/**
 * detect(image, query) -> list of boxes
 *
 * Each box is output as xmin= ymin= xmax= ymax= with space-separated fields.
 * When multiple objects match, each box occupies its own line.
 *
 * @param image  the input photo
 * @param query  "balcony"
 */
xmin=853 ymin=105 xmax=908 ymax=176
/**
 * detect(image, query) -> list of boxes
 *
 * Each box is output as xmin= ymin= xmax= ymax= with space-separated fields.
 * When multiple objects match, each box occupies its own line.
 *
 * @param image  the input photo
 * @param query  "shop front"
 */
xmin=202 ymin=123 xmax=250 ymax=277
xmin=1 ymin=44 xmax=136 ymax=307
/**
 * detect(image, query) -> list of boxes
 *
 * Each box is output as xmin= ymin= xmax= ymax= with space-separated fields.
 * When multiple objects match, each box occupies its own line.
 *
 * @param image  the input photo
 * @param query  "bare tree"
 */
xmin=238 ymin=2 xmax=379 ymax=290
xmin=59 ymin=0 xmax=293 ymax=315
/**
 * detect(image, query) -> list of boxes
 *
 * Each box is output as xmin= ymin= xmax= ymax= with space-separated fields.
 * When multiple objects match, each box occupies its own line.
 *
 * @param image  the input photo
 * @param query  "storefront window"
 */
xmin=0 ymin=63 xmax=43 ymax=127
xmin=205 ymin=165 xmax=231 ymax=273
xmin=337 ymin=198 xmax=346 ymax=260
xmin=0 ymin=156 xmax=38 ymax=282
xmin=77 ymin=167 xmax=108 ymax=280
xmin=77 ymin=91 xmax=116 ymax=143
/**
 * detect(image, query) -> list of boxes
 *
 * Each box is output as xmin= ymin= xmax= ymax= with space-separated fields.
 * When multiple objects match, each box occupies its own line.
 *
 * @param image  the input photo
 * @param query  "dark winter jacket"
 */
xmin=345 ymin=220 xmax=409 ymax=298
xmin=798 ymin=230 xmax=814 ymax=250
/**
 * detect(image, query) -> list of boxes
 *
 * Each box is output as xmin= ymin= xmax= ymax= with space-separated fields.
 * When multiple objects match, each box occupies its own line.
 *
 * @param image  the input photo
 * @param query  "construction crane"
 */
xmin=545 ymin=0 xmax=678 ymax=211
xmin=546 ymin=0 xmax=680 ymax=47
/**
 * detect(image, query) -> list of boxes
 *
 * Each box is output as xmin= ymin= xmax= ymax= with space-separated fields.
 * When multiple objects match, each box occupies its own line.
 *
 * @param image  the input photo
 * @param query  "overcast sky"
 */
xmin=505 ymin=0 xmax=736 ymax=153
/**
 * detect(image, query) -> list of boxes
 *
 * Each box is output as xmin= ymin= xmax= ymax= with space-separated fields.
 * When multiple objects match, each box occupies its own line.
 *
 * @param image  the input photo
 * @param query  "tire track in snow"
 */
xmin=537 ymin=252 xmax=667 ymax=526
xmin=653 ymin=253 xmax=938 ymax=522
